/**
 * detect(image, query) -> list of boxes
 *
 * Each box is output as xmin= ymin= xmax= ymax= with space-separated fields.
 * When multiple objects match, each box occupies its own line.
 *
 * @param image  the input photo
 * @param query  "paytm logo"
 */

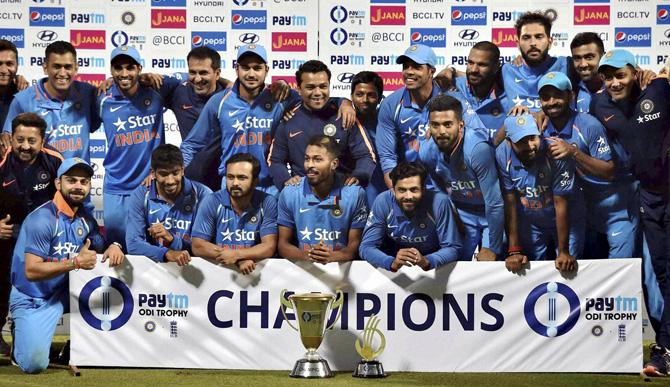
xmin=659 ymin=5 xmax=670 ymax=24
xmin=451 ymin=6 xmax=486 ymax=26
xmin=614 ymin=28 xmax=652 ymax=47
xmin=0 ymin=28 xmax=24 ymax=48
xmin=410 ymin=28 xmax=446 ymax=48
xmin=29 ymin=7 xmax=65 ymax=27
xmin=231 ymin=10 xmax=267 ymax=29
xmin=191 ymin=31 xmax=226 ymax=51
xmin=151 ymin=0 xmax=186 ymax=6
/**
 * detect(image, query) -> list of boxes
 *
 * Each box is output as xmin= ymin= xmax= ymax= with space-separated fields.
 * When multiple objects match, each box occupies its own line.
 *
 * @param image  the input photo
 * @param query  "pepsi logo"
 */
xmin=31 ymin=11 xmax=40 ymax=21
xmin=659 ymin=9 xmax=669 ymax=20
xmin=452 ymin=10 xmax=462 ymax=21
xmin=232 ymin=14 xmax=242 ymax=25
xmin=615 ymin=31 xmax=626 ymax=42
xmin=192 ymin=35 xmax=203 ymax=46
xmin=410 ymin=31 xmax=421 ymax=43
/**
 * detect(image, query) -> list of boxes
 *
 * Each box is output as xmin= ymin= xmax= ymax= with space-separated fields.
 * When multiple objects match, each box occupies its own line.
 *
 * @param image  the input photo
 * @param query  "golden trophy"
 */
xmin=279 ymin=289 xmax=344 ymax=378
xmin=353 ymin=314 xmax=387 ymax=378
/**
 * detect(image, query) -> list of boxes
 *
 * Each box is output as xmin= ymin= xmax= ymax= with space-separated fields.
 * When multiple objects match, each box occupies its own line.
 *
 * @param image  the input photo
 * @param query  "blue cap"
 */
xmin=57 ymin=157 xmax=94 ymax=178
xmin=598 ymin=49 xmax=637 ymax=71
xmin=237 ymin=44 xmax=267 ymax=63
xmin=505 ymin=114 xmax=539 ymax=144
xmin=538 ymin=71 xmax=572 ymax=92
xmin=396 ymin=44 xmax=437 ymax=67
xmin=111 ymin=45 xmax=142 ymax=66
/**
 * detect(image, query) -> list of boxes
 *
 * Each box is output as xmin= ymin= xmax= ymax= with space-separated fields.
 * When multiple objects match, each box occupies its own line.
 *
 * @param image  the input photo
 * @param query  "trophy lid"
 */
xmin=289 ymin=292 xmax=336 ymax=302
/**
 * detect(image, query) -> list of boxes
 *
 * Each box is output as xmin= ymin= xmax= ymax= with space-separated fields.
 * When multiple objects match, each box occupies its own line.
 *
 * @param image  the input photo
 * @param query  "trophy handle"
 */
xmin=279 ymin=289 xmax=299 ymax=331
xmin=325 ymin=289 xmax=344 ymax=330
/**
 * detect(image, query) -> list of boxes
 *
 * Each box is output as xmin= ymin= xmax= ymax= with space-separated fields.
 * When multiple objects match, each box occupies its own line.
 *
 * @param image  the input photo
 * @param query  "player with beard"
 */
xmin=419 ymin=95 xmax=503 ymax=261
xmin=126 ymin=144 xmax=211 ymax=265
xmin=0 ymin=112 xmax=62 ymax=355
xmin=0 ymin=39 xmax=29 ymax=152
xmin=277 ymin=135 xmax=368 ymax=263
xmin=496 ymin=113 xmax=579 ymax=271
xmin=8 ymin=158 xmax=124 ymax=373
xmin=359 ymin=162 xmax=462 ymax=271
xmin=192 ymin=153 xmax=277 ymax=275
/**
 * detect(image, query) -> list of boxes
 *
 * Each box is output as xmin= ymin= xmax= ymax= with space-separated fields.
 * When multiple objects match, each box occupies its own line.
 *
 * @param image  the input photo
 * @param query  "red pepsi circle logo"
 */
xmin=411 ymin=31 xmax=421 ymax=43
xmin=30 ymin=11 xmax=40 ymax=21
xmin=659 ymin=9 xmax=669 ymax=20
xmin=192 ymin=35 xmax=203 ymax=46
xmin=615 ymin=32 xmax=626 ymax=42
xmin=232 ymin=13 xmax=242 ymax=25
xmin=452 ymin=10 xmax=462 ymax=21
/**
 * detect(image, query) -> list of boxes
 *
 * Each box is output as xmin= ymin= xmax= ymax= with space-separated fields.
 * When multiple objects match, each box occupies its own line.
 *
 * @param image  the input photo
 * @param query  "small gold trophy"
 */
xmin=353 ymin=314 xmax=387 ymax=378
xmin=279 ymin=289 xmax=344 ymax=378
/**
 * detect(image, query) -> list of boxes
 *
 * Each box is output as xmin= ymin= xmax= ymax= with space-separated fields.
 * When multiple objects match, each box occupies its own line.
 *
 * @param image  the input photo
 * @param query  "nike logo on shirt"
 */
xmin=110 ymin=106 xmax=123 ymax=113
xmin=400 ymin=117 xmax=412 ymax=124
xmin=182 ymin=104 xmax=193 ymax=110
xmin=229 ymin=108 xmax=243 ymax=117
xmin=604 ymin=114 xmax=615 ymax=122
xmin=515 ymin=78 xmax=523 ymax=83
xmin=221 ymin=217 xmax=233 ymax=224
xmin=289 ymin=131 xmax=302 ymax=138
xmin=149 ymin=208 xmax=161 ymax=215
xmin=2 ymin=179 xmax=15 ymax=188
xmin=299 ymin=208 xmax=311 ymax=213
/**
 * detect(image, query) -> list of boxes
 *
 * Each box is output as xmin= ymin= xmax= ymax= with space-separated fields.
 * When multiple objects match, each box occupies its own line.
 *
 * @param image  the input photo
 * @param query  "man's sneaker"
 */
xmin=642 ymin=344 xmax=670 ymax=377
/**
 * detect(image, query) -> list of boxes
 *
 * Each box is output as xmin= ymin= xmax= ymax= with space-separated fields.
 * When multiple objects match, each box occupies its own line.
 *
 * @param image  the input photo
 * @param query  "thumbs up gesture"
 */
xmin=76 ymin=239 xmax=97 ymax=270
xmin=0 ymin=214 xmax=13 ymax=240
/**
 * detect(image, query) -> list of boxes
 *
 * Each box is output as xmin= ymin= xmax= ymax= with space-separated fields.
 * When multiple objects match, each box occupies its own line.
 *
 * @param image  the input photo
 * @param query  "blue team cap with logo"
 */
xmin=57 ymin=158 xmax=94 ymax=178
xmin=111 ymin=45 xmax=142 ymax=66
xmin=506 ymin=114 xmax=540 ymax=144
xmin=598 ymin=49 xmax=637 ymax=72
xmin=396 ymin=44 xmax=437 ymax=68
xmin=237 ymin=44 xmax=268 ymax=64
xmin=538 ymin=72 xmax=572 ymax=92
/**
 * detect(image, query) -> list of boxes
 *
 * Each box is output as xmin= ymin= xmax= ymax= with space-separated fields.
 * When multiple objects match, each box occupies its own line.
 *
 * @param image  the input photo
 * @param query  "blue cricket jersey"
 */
xmin=375 ymin=81 xmax=485 ymax=174
xmin=502 ymin=56 xmax=569 ymax=112
xmin=268 ymin=100 xmax=377 ymax=189
xmin=359 ymin=116 xmax=388 ymax=208
xmin=98 ymin=79 xmax=178 ymax=194
xmin=10 ymin=192 xmax=106 ymax=299
xmin=191 ymin=188 xmax=278 ymax=250
xmin=454 ymin=76 xmax=511 ymax=141
xmin=419 ymin=127 xmax=504 ymax=254
xmin=180 ymin=81 xmax=301 ymax=189
xmin=574 ymin=81 xmax=604 ymax=113
xmin=359 ymin=189 xmax=462 ymax=270
xmin=277 ymin=176 xmax=368 ymax=252
xmin=3 ymin=79 xmax=101 ymax=161
xmin=126 ymin=178 xmax=212 ymax=262
xmin=0 ymin=83 xmax=18 ymax=130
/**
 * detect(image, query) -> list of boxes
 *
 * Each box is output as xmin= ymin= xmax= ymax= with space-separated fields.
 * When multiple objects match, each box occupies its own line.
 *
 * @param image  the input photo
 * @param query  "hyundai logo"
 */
xmin=239 ymin=32 xmax=259 ymax=44
xmin=37 ymin=30 xmax=57 ymax=42
xmin=337 ymin=72 xmax=355 ymax=83
xmin=459 ymin=29 xmax=479 ymax=40
xmin=665 ymin=29 xmax=670 ymax=39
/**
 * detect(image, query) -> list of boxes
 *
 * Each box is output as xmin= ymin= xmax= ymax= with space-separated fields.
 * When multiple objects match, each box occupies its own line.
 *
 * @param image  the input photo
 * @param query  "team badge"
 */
xmin=640 ymin=99 xmax=654 ymax=114
xmin=331 ymin=206 xmax=343 ymax=217
xmin=419 ymin=223 xmax=426 ymax=229
xmin=248 ymin=44 xmax=257 ymax=49
xmin=323 ymin=124 xmax=337 ymax=137
xmin=491 ymin=107 xmax=501 ymax=117
xmin=77 ymin=227 xmax=84 ymax=236
xmin=545 ymin=72 xmax=556 ymax=79
xmin=39 ymin=171 xmax=49 ymax=181
xmin=120 ymin=46 xmax=128 ymax=51
xmin=184 ymin=204 xmax=192 ymax=213
xmin=604 ymin=51 xmax=614 ymax=58
xmin=409 ymin=45 xmax=418 ymax=51
xmin=144 ymin=321 xmax=156 ymax=332
xmin=264 ymin=102 xmax=273 ymax=111
xmin=539 ymin=172 xmax=545 ymax=179
xmin=73 ymin=102 xmax=81 ymax=110
xmin=144 ymin=98 xmax=152 ymax=107
xmin=122 ymin=11 xmax=135 ymax=25
xmin=249 ymin=215 xmax=258 ymax=224
xmin=516 ymin=117 xmax=526 ymax=126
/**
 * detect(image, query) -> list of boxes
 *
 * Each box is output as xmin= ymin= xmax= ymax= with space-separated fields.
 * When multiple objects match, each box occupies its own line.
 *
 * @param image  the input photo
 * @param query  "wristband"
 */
xmin=73 ymin=256 xmax=81 ymax=271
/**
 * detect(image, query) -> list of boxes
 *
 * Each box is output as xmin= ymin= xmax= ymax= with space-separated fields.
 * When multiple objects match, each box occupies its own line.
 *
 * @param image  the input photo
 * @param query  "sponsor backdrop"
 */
xmin=0 ymin=0 xmax=665 ymax=225
xmin=70 ymin=257 xmax=642 ymax=372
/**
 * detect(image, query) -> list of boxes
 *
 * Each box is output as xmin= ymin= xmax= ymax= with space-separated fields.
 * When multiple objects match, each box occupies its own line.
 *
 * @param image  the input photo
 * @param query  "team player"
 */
xmin=496 ymin=113 xmax=579 ymax=272
xmin=0 ymin=113 xmax=62 ymax=355
xmin=268 ymin=60 xmax=376 ymax=189
xmin=192 ymin=153 xmax=277 ymax=274
xmin=350 ymin=71 xmax=387 ymax=208
xmin=0 ymin=39 xmax=29 ymax=147
xmin=9 ymin=158 xmax=124 ymax=373
xmin=359 ymin=162 xmax=462 ymax=271
xmin=181 ymin=44 xmax=305 ymax=194
xmin=277 ymin=135 xmax=368 ymax=263
xmin=98 ymin=45 xmax=179 ymax=249
xmin=126 ymin=145 xmax=211 ymax=265
xmin=419 ymin=95 xmax=503 ymax=261
xmin=590 ymin=49 xmax=670 ymax=376
xmin=2 ymin=41 xmax=101 ymax=161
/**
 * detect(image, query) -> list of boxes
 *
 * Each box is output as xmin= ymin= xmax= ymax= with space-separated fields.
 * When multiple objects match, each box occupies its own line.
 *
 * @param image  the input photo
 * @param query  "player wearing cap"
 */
xmin=192 ymin=153 xmax=277 ymax=275
xmin=375 ymin=44 xmax=485 ymax=188
xmin=126 ymin=144 xmax=211 ymax=265
xmin=277 ymin=135 xmax=368 ymax=263
xmin=419 ymin=94 xmax=503 ymax=261
xmin=591 ymin=49 xmax=670 ymax=377
xmin=453 ymin=41 xmax=512 ymax=142
xmin=268 ymin=60 xmax=375 ymax=189
xmin=9 ymin=158 xmax=124 ymax=374
xmin=360 ymin=162 xmax=462 ymax=271
xmin=181 ymin=44 xmax=302 ymax=194
xmin=496 ymin=113 xmax=579 ymax=272
xmin=0 ymin=112 xmax=62 ymax=355
xmin=2 ymin=41 xmax=101 ymax=162
xmin=98 ymin=45 xmax=180 ymax=249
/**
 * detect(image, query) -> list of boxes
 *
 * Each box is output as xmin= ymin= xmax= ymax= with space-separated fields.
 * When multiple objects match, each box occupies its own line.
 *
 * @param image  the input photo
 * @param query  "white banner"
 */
xmin=70 ymin=257 xmax=642 ymax=372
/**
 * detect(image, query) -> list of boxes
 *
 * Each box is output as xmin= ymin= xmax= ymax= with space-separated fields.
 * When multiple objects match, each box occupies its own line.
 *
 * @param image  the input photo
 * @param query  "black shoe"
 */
xmin=0 ymin=336 xmax=9 ymax=356
xmin=642 ymin=343 xmax=670 ymax=377
xmin=51 ymin=340 xmax=70 ymax=366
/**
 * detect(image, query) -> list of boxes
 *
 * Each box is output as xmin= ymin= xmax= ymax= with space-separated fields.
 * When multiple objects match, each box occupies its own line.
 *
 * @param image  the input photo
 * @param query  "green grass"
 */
xmin=0 ymin=336 xmax=662 ymax=387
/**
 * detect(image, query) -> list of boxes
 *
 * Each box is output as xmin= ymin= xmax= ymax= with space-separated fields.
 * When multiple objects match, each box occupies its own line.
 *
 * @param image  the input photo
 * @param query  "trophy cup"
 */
xmin=353 ymin=314 xmax=387 ymax=378
xmin=279 ymin=289 xmax=344 ymax=378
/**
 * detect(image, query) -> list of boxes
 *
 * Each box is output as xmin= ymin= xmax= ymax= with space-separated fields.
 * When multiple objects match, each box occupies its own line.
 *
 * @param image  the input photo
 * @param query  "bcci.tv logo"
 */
xmin=614 ymin=28 xmax=652 ymax=47
xmin=29 ymin=7 xmax=65 ymax=27
xmin=410 ymin=28 xmax=446 ymax=48
xmin=79 ymin=276 xmax=134 ymax=331
xmin=524 ymin=282 xmax=580 ymax=337
xmin=231 ymin=10 xmax=267 ymax=30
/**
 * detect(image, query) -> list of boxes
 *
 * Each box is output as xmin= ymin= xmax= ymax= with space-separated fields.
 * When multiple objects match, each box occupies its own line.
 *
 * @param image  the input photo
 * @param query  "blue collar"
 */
xmin=301 ymin=176 xmax=343 ymax=206
xmin=148 ymin=177 xmax=196 ymax=207
xmin=401 ymin=81 xmax=442 ymax=109
xmin=545 ymin=110 xmax=577 ymax=138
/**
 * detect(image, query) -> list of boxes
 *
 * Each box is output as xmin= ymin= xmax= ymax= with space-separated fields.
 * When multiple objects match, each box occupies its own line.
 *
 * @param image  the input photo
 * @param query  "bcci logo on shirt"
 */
xmin=524 ymin=282 xmax=580 ymax=337
xmin=79 ymin=276 xmax=134 ymax=331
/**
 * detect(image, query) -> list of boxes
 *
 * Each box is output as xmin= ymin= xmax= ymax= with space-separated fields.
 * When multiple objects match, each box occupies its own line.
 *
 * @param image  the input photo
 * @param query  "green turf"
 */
xmin=0 ymin=336 xmax=661 ymax=387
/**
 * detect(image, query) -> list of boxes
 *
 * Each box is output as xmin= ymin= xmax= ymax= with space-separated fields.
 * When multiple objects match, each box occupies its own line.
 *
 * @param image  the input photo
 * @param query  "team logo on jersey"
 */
xmin=323 ymin=124 xmax=337 ymax=137
xmin=144 ymin=98 xmax=152 ymax=106
xmin=249 ymin=215 xmax=258 ymax=224
xmin=419 ymin=222 xmax=426 ymax=229
xmin=539 ymin=172 xmax=545 ymax=179
xmin=39 ymin=171 xmax=49 ymax=181
xmin=640 ymin=99 xmax=654 ymax=114
xmin=74 ymin=102 xmax=81 ymax=110
xmin=77 ymin=227 xmax=84 ymax=236
xmin=184 ymin=204 xmax=192 ymax=213
xmin=331 ymin=206 xmax=343 ymax=218
xmin=264 ymin=102 xmax=273 ymax=111
xmin=491 ymin=107 xmax=501 ymax=116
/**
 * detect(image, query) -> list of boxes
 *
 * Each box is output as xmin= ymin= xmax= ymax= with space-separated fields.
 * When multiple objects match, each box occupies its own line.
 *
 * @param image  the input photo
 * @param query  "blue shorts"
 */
xmin=456 ymin=206 xmax=490 ymax=260
xmin=9 ymin=286 xmax=67 ymax=374
xmin=103 ymin=191 xmax=131 ymax=251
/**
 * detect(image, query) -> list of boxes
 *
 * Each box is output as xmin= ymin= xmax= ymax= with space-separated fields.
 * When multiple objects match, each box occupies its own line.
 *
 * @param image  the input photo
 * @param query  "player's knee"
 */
xmin=17 ymin=351 xmax=49 ymax=374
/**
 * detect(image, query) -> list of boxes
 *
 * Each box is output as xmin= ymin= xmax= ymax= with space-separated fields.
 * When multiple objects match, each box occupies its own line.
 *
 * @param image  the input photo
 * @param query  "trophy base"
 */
xmin=352 ymin=360 xmax=387 ymax=378
xmin=290 ymin=358 xmax=333 ymax=378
